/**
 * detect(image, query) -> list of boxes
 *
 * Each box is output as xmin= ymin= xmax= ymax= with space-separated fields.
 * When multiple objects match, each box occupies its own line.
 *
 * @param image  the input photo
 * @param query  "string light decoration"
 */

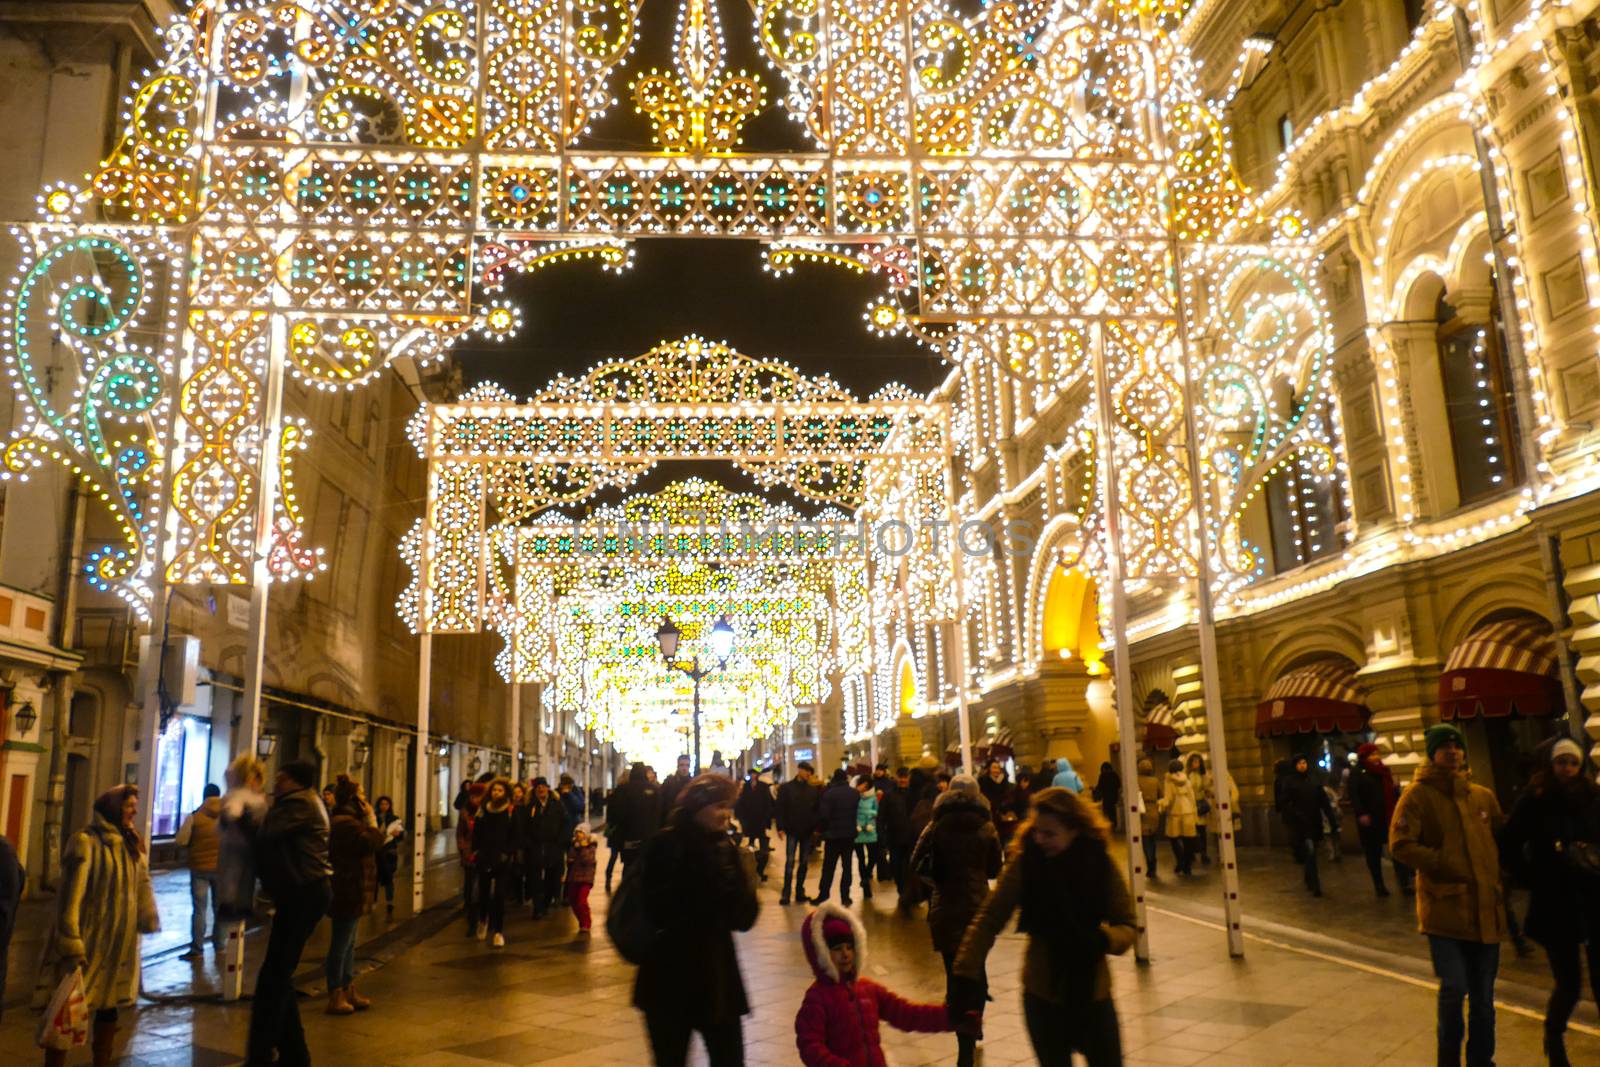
xmin=400 ymin=337 xmax=946 ymax=636
xmin=19 ymin=0 xmax=1540 ymax=681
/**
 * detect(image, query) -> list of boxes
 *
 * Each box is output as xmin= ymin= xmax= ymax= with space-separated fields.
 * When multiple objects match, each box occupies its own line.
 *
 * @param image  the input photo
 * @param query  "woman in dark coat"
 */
xmin=635 ymin=773 xmax=759 ymax=1066
xmin=909 ymin=774 xmax=1001 ymax=1067
xmin=953 ymin=787 xmax=1138 ymax=1066
xmin=1500 ymin=737 xmax=1600 ymax=1067
xmin=325 ymin=775 xmax=383 ymax=1015
xmin=472 ymin=778 xmax=515 ymax=946
xmin=373 ymin=795 xmax=403 ymax=916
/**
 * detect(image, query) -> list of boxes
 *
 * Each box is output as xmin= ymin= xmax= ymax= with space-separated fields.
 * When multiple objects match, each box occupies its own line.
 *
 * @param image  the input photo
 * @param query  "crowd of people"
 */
xmin=8 ymin=727 xmax=1599 ymax=1067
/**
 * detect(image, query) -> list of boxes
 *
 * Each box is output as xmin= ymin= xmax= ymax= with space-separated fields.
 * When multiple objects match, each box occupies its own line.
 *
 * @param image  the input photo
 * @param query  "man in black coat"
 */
xmin=608 ymin=762 xmax=663 ymax=873
xmin=1279 ymin=755 xmax=1337 ymax=897
xmin=734 ymin=770 xmax=777 ymax=882
xmin=774 ymin=761 xmax=821 ymax=905
xmin=812 ymin=768 xmax=861 ymax=906
xmin=522 ymin=778 xmax=569 ymax=917
xmin=877 ymin=766 xmax=913 ymax=892
xmin=249 ymin=760 xmax=332 ymax=1067
xmin=658 ymin=754 xmax=693 ymax=820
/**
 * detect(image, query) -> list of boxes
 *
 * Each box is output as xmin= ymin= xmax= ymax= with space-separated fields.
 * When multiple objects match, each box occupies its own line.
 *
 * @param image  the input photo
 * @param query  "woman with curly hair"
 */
xmin=952 ymin=787 xmax=1137 ymax=1065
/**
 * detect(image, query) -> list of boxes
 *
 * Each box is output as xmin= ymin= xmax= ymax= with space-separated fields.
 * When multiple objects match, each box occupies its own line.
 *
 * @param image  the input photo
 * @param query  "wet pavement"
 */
xmin=1 ymin=837 xmax=1596 ymax=1065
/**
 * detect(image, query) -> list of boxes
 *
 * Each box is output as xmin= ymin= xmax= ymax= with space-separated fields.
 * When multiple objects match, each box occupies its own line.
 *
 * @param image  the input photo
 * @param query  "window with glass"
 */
xmin=1435 ymin=291 xmax=1521 ymax=506
xmin=1265 ymin=454 xmax=1345 ymax=574
xmin=151 ymin=714 xmax=214 ymax=837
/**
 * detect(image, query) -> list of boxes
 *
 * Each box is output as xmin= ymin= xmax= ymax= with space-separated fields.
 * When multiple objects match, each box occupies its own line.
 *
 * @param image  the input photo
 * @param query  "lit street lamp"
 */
xmin=656 ymin=615 xmax=735 ymax=774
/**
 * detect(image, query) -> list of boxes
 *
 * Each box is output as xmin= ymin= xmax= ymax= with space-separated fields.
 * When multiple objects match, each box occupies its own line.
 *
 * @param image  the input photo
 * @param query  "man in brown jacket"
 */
xmin=1390 ymin=723 xmax=1505 ymax=1067
xmin=175 ymin=783 xmax=223 ymax=960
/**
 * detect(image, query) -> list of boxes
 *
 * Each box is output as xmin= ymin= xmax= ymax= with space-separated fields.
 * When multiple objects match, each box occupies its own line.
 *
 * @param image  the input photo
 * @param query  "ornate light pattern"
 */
xmin=3 ymin=0 xmax=1356 ymax=659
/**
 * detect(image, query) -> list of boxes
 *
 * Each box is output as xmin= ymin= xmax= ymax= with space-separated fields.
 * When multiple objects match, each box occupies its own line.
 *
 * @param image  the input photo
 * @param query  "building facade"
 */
xmin=854 ymin=0 xmax=1600 ymax=837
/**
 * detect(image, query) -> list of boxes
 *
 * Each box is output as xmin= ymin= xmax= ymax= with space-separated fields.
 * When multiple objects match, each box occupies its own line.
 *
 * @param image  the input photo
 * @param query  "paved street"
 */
xmin=2 ymin=838 xmax=1596 ymax=1066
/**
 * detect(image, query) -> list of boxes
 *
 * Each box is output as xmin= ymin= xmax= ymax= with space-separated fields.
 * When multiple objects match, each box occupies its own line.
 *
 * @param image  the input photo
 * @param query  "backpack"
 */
xmin=605 ymin=854 xmax=661 ymax=964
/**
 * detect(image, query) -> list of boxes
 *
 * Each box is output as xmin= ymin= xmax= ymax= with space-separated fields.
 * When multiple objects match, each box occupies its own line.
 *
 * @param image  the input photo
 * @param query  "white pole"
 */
xmin=865 ymin=672 xmax=878 ymax=772
xmin=236 ymin=316 xmax=287 ymax=763
xmin=412 ymin=633 xmax=433 ymax=914
xmin=1089 ymin=326 xmax=1153 ymax=963
xmin=1176 ymin=349 xmax=1247 ymax=959
xmin=948 ymin=476 xmax=974 ymax=776
xmin=509 ymin=682 xmax=522 ymax=782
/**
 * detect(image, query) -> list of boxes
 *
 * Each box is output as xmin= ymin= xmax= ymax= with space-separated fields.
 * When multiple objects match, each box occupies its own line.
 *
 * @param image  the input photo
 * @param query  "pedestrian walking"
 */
xmin=735 ymin=769 xmax=776 ymax=882
xmin=658 ymin=754 xmax=693 ymax=818
xmin=175 ymin=782 xmax=223 ymax=960
xmin=567 ymin=822 xmax=598 ymax=933
xmin=1159 ymin=759 xmax=1198 ymax=877
xmin=373 ymin=795 xmax=403 ymax=915
xmin=1349 ymin=743 xmax=1411 ymax=897
xmin=524 ymin=777 xmax=569 ymax=917
xmin=1183 ymin=754 xmax=1211 ymax=866
xmin=1011 ymin=767 xmax=1037 ymax=823
xmin=609 ymin=762 xmax=664 ymax=875
xmin=0 ymin=831 xmax=21 ymax=1025
xmin=38 ymin=785 xmax=158 ymax=1067
xmin=216 ymin=755 xmax=268 ymax=950
xmin=979 ymin=760 xmax=1018 ymax=846
xmin=472 ymin=778 xmax=515 ymax=947
xmin=1050 ymin=756 xmax=1085 ymax=793
xmin=1135 ymin=757 xmax=1163 ymax=880
xmin=1094 ymin=761 xmax=1122 ymax=834
xmin=457 ymin=779 xmax=485 ymax=935
xmin=325 ymin=775 xmax=384 ymax=1013
xmin=777 ymin=761 xmax=822 ymax=905
xmin=909 ymin=773 xmax=1001 ymax=1067
xmin=1499 ymin=736 xmax=1600 ymax=1066
xmin=1279 ymin=754 xmax=1336 ymax=896
xmin=633 ymin=774 xmax=758 ymax=1066
xmin=953 ymin=787 xmax=1137 ymax=1066
xmin=559 ymin=774 xmax=586 ymax=827
xmin=1323 ymin=765 xmax=1347 ymax=863
xmin=814 ymin=769 xmax=861 ymax=906
xmin=853 ymin=776 xmax=879 ymax=898
xmin=795 ymin=902 xmax=959 ymax=1066
xmin=1390 ymin=723 xmax=1506 ymax=1067
xmin=247 ymin=761 xmax=331 ymax=1067
xmin=873 ymin=767 xmax=906 ymax=887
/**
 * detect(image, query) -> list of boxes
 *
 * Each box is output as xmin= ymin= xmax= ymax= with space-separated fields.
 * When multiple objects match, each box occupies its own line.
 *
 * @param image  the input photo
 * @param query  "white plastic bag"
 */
xmin=35 ymin=967 xmax=88 ymax=1050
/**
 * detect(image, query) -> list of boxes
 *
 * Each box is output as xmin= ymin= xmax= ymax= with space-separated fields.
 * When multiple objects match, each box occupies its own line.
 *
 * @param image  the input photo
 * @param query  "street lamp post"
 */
xmin=656 ymin=615 xmax=735 ymax=774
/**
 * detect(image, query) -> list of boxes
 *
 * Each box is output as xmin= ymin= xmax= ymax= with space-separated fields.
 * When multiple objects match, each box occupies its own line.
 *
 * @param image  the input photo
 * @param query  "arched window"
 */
xmin=1435 ymin=287 xmax=1521 ymax=506
xmin=1264 ymin=393 xmax=1345 ymax=573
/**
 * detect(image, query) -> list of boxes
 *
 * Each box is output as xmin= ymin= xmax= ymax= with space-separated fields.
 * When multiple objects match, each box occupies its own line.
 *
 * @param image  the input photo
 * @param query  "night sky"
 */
xmin=448 ymin=0 xmax=948 ymax=509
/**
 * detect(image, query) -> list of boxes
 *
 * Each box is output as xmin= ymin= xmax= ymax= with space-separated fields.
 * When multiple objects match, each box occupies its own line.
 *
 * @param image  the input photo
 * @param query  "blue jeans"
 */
xmin=190 ymin=870 xmax=221 ymax=950
xmin=782 ymin=833 xmax=811 ymax=900
xmin=325 ymin=916 xmax=359 ymax=990
xmin=1427 ymin=935 xmax=1498 ymax=1067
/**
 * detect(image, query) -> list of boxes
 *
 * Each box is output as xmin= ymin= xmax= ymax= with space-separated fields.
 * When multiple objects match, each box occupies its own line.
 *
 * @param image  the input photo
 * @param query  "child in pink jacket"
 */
xmin=795 ymin=902 xmax=966 ymax=1067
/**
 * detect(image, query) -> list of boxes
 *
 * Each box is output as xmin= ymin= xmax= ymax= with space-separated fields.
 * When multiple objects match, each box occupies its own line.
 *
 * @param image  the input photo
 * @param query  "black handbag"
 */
xmin=1556 ymin=839 xmax=1600 ymax=885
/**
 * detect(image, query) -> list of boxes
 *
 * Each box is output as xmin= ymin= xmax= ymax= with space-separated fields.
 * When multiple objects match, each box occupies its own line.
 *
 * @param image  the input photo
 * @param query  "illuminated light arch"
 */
xmin=1040 ymin=565 xmax=1105 ymax=675
xmin=2 ymin=0 xmax=1345 ymax=642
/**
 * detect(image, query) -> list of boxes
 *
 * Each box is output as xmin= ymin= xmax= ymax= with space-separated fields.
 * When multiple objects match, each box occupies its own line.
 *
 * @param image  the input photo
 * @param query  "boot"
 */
xmin=45 ymin=1047 xmax=68 ymax=1067
xmin=90 ymin=1018 xmax=118 ymax=1067
xmin=346 ymin=983 xmax=371 ymax=1010
xmin=326 ymin=987 xmax=355 ymax=1015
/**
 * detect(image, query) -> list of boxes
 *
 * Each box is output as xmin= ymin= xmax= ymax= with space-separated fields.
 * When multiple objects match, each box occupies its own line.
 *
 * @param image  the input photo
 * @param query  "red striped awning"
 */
xmin=1440 ymin=619 xmax=1561 ymax=720
xmin=1256 ymin=661 xmax=1369 ymax=737
xmin=1142 ymin=702 xmax=1178 ymax=750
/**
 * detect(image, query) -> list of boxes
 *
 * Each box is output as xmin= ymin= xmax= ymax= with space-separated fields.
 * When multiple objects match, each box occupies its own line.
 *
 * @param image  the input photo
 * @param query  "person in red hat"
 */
xmin=1348 ymin=742 xmax=1412 ymax=897
xmin=795 ymin=901 xmax=966 ymax=1067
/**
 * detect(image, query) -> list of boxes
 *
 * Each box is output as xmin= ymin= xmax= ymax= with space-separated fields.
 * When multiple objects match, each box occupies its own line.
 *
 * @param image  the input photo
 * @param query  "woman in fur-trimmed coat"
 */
xmin=38 ymin=785 xmax=160 ymax=1067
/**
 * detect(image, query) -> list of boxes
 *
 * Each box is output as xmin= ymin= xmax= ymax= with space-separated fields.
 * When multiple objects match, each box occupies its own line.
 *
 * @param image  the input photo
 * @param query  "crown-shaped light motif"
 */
xmin=631 ymin=0 xmax=766 ymax=153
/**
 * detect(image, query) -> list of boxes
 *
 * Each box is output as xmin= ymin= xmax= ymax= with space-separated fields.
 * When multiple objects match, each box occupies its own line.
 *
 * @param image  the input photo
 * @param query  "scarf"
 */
xmin=92 ymin=785 xmax=142 ymax=857
xmin=1017 ymin=836 xmax=1112 ymax=1004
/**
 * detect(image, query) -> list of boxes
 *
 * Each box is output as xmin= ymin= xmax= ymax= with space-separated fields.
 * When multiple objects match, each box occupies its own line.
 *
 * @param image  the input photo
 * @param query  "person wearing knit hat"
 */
xmin=909 ymin=768 xmax=999 ymax=1067
xmin=795 ymin=902 xmax=958 ymax=1067
xmin=1349 ymin=743 xmax=1412 ymax=897
xmin=1390 ymin=718 xmax=1506 ymax=1067
xmin=1500 ymin=733 xmax=1600 ymax=1066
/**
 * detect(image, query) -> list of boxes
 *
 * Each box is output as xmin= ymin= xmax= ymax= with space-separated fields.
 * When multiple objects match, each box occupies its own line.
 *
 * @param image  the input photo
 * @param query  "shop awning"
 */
xmin=1142 ymin=702 xmax=1179 ymax=750
xmin=1439 ymin=619 xmax=1562 ymax=720
xmin=1255 ymin=661 xmax=1369 ymax=737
